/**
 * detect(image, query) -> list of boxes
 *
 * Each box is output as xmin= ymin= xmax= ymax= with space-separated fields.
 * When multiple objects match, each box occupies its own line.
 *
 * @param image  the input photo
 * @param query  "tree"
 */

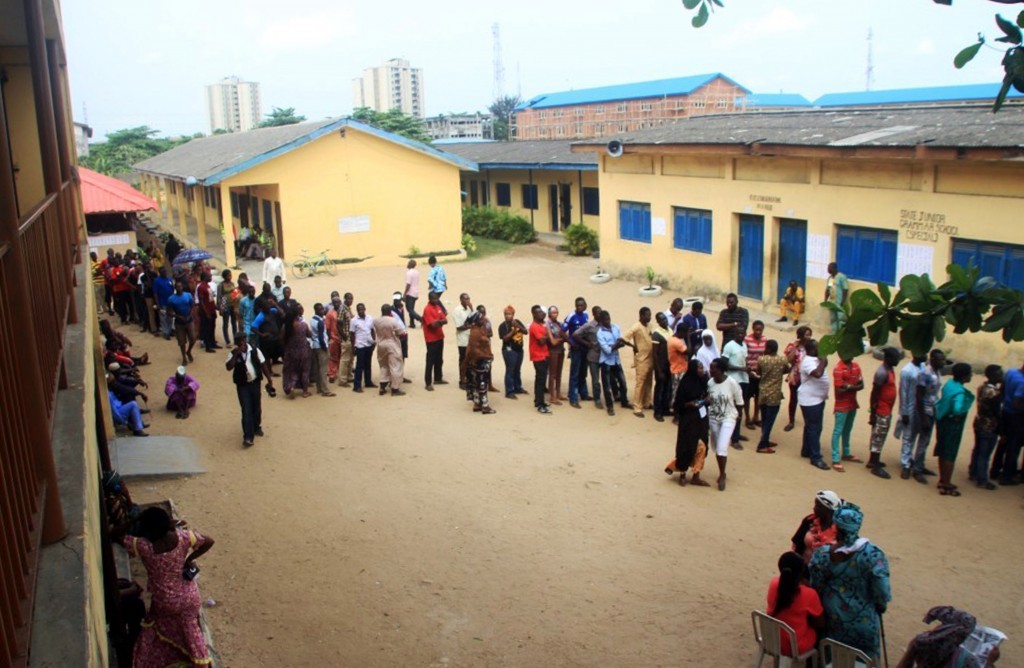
xmin=80 ymin=126 xmax=193 ymax=176
xmin=350 ymin=107 xmax=431 ymax=144
xmin=258 ymin=107 xmax=306 ymax=128
xmin=680 ymin=0 xmax=1024 ymax=111
xmin=819 ymin=264 xmax=1024 ymax=360
xmin=489 ymin=95 xmax=522 ymax=141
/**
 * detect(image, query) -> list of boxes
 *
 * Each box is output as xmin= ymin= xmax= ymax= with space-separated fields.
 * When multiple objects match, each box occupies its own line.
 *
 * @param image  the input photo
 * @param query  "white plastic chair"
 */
xmin=819 ymin=638 xmax=876 ymax=668
xmin=752 ymin=610 xmax=818 ymax=668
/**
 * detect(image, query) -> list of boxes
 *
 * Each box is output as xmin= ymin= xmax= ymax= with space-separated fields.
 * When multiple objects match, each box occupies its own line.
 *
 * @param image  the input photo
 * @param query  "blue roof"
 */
xmin=813 ymin=83 xmax=1024 ymax=107
xmin=740 ymin=93 xmax=812 ymax=108
xmin=515 ymin=73 xmax=750 ymax=110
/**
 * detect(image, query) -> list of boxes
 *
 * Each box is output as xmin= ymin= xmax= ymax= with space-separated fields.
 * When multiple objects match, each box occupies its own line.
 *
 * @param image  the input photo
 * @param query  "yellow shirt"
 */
xmin=623 ymin=321 xmax=653 ymax=363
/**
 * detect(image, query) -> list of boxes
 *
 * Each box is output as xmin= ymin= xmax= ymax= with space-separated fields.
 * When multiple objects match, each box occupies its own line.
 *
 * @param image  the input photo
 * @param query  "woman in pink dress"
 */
xmin=121 ymin=507 xmax=214 ymax=667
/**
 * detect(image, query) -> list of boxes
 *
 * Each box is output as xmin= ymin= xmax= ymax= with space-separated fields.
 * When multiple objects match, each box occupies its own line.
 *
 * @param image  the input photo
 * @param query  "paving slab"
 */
xmin=111 ymin=435 xmax=206 ymax=478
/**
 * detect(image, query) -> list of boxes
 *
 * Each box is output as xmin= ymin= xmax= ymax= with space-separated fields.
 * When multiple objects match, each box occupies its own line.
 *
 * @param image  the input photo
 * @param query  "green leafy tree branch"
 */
xmin=818 ymin=263 xmax=1024 ymax=360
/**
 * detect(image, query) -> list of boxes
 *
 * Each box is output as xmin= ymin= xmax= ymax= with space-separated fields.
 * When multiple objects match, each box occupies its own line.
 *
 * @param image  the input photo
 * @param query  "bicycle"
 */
xmin=290 ymin=249 xmax=337 ymax=278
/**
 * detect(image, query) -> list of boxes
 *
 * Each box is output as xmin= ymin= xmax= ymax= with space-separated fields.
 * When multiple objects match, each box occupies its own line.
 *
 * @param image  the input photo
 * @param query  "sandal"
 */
xmin=939 ymin=485 xmax=962 ymax=496
xmin=678 ymin=475 xmax=688 ymax=487
xmin=832 ymin=463 xmax=846 ymax=472
xmin=842 ymin=455 xmax=863 ymax=463
xmin=783 ymin=423 xmax=795 ymax=432
xmin=756 ymin=447 xmax=776 ymax=454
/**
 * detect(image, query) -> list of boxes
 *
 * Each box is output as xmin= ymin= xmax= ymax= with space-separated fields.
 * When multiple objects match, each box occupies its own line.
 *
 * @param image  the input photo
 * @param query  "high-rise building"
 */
xmin=206 ymin=76 xmax=262 ymax=133
xmin=352 ymin=58 xmax=424 ymax=118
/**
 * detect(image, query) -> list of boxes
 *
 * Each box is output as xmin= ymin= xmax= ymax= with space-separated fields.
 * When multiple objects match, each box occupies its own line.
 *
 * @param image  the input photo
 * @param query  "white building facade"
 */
xmin=352 ymin=58 xmax=424 ymax=118
xmin=424 ymin=113 xmax=493 ymax=140
xmin=206 ymin=76 xmax=262 ymax=133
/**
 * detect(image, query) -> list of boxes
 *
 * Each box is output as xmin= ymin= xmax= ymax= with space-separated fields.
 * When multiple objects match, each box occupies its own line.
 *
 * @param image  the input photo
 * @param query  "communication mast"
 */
xmin=866 ymin=27 xmax=875 ymax=91
xmin=492 ymin=23 xmax=505 ymax=101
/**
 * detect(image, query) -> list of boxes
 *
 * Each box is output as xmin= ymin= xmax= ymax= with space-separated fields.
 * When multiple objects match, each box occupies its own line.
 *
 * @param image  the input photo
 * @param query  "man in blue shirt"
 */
xmin=596 ymin=310 xmax=633 ymax=416
xmin=166 ymin=280 xmax=196 ymax=366
xmin=992 ymin=362 xmax=1024 ymax=484
xmin=152 ymin=267 xmax=174 ymax=340
xmin=563 ymin=296 xmax=591 ymax=408
xmin=427 ymin=255 xmax=448 ymax=314
xmin=681 ymin=301 xmax=708 ymax=353
xmin=108 ymin=389 xmax=148 ymax=436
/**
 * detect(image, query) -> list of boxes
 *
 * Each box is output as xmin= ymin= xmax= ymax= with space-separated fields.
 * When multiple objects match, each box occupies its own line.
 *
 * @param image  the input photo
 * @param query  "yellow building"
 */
xmin=441 ymin=140 xmax=599 ymax=234
xmin=573 ymin=105 xmax=1024 ymax=364
xmin=134 ymin=118 xmax=475 ymax=267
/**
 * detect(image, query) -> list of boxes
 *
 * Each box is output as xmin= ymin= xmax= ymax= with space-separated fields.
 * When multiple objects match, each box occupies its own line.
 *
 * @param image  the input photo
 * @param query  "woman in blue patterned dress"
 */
xmin=808 ymin=502 xmax=891 ymax=658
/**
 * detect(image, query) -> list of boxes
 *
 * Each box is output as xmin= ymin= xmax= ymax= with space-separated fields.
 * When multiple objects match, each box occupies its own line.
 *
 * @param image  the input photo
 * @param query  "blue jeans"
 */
xmin=900 ymin=413 xmax=933 ymax=472
xmin=759 ymin=404 xmax=780 ymax=449
xmin=113 ymin=400 xmax=145 ymax=432
xmin=800 ymin=402 xmax=825 ymax=464
xmin=831 ymin=410 xmax=857 ymax=462
xmin=567 ymin=346 xmax=589 ymax=403
xmin=502 ymin=347 xmax=523 ymax=395
xmin=971 ymin=430 xmax=998 ymax=486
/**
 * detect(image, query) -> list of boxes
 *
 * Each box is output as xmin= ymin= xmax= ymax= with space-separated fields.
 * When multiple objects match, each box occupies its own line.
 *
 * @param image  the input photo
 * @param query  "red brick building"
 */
xmin=513 ymin=73 xmax=749 ymax=140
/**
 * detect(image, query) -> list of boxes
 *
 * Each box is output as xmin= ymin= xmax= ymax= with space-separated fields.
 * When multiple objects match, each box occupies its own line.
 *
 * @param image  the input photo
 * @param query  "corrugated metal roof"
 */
xmin=813 ymin=83 xmax=1024 ymax=107
xmin=571 ymin=106 xmax=1024 ymax=150
xmin=740 ymin=93 xmax=812 ymax=108
xmin=514 ymin=73 xmax=750 ymax=111
xmin=440 ymin=140 xmax=597 ymax=170
xmin=80 ymin=167 xmax=157 ymax=214
xmin=134 ymin=118 xmax=476 ymax=183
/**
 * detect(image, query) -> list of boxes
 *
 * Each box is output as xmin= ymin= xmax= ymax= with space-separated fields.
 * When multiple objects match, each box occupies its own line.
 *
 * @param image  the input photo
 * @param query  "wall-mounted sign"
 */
xmin=338 ymin=215 xmax=370 ymax=234
xmin=898 ymin=209 xmax=958 ymax=242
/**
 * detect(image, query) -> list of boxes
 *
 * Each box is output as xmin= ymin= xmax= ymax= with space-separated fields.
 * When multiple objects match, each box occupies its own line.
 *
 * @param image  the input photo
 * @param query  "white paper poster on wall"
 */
xmin=338 ymin=215 xmax=370 ymax=234
xmin=896 ymin=243 xmax=934 ymax=280
xmin=806 ymin=233 xmax=831 ymax=280
xmin=651 ymin=217 xmax=666 ymax=236
xmin=88 ymin=233 xmax=130 ymax=252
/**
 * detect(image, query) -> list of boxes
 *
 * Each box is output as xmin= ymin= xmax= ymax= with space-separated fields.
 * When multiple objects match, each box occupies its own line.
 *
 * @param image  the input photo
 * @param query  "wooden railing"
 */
xmin=0 ymin=182 xmax=77 ymax=668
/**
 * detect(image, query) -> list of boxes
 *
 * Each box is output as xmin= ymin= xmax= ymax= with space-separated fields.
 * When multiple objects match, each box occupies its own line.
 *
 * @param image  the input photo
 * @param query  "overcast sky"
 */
xmin=63 ymin=0 xmax=1011 ymax=139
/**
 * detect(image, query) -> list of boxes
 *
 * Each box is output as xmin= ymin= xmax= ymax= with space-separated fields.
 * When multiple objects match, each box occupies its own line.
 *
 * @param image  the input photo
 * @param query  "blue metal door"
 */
xmin=777 ymin=218 xmax=807 ymax=302
xmin=738 ymin=215 xmax=764 ymax=300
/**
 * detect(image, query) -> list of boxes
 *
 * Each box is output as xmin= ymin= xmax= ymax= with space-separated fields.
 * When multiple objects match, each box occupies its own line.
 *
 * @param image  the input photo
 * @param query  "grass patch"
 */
xmin=467 ymin=236 xmax=514 ymax=260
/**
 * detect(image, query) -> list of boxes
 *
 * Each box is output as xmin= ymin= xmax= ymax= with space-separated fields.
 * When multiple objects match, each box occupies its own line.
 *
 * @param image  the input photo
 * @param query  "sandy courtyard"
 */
xmin=123 ymin=244 xmax=1024 ymax=667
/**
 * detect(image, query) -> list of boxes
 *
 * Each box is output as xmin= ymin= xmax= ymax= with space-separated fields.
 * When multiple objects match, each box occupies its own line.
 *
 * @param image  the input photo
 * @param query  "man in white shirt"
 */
xmin=797 ymin=339 xmax=831 ymax=470
xmin=350 ymin=302 xmax=376 ymax=392
xmin=721 ymin=328 xmax=749 ymax=448
xmin=453 ymin=292 xmax=474 ymax=389
xmin=262 ymin=248 xmax=285 ymax=286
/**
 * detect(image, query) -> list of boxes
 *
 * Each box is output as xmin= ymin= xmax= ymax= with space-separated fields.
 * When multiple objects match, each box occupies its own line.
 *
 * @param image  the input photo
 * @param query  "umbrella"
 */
xmin=172 ymin=248 xmax=213 ymax=266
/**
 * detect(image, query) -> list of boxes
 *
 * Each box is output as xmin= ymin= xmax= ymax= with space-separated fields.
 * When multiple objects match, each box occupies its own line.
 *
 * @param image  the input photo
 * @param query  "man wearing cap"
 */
xmin=791 ymin=490 xmax=841 ymax=561
xmin=165 ymin=366 xmax=200 ymax=419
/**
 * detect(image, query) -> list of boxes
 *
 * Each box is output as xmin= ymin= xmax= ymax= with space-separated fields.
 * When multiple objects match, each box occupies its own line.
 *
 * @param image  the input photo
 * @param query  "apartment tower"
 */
xmin=352 ymin=58 xmax=424 ymax=117
xmin=206 ymin=76 xmax=262 ymax=133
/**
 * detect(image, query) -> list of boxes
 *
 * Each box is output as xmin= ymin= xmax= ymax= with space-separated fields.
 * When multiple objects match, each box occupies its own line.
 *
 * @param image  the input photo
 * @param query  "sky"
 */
xmin=62 ymin=0 xmax=1013 ymax=140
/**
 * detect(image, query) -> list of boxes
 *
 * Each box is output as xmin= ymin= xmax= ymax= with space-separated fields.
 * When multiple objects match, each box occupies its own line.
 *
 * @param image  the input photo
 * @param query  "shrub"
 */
xmin=564 ymin=223 xmax=599 ymax=256
xmin=462 ymin=206 xmax=536 ymax=244
xmin=461 ymin=233 xmax=477 ymax=253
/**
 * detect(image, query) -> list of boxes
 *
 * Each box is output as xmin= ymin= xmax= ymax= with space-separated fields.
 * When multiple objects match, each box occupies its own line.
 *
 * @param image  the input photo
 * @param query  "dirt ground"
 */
xmin=125 ymin=244 xmax=1024 ymax=667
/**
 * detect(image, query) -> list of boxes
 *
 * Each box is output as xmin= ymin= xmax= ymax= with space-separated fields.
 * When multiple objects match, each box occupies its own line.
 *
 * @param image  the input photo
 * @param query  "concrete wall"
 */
xmin=594 ymin=151 xmax=1024 ymax=366
xmin=466 ymin=168 xmax=600 ymax=233
xmin=219 ymin=126 xmax=462 ymax=264
xmin=1 ymin=47 xmax=47 ymax=214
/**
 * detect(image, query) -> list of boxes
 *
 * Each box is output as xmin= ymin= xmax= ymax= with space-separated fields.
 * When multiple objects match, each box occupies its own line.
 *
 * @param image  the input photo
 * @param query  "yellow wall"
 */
xmin=2 ymin=47 xmax=47 ymax=214
xmin=465 ymin=168 xmax=599 ymax=233
xmin=218 ymin=127 xmax=463 ymax=264
xmin=594 ymin=152 xmax=1024 ymax=366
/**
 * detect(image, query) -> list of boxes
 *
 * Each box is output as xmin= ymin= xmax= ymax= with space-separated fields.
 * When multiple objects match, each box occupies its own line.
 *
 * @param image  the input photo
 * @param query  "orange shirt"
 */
xmin=668 ymin=337 xmax=688 ymax=375
xmin=766 ymin=579 xmax=823 ymax=656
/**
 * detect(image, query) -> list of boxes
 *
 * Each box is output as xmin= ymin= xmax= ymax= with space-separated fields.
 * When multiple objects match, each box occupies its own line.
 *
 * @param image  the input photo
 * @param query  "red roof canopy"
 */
xmin=80 ymin=167 xmax=158 ymax=214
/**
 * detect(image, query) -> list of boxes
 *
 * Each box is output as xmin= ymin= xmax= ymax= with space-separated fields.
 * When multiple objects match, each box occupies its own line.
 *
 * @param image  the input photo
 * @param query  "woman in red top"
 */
xmin=766 ymin=551 xmax=825 ymax=658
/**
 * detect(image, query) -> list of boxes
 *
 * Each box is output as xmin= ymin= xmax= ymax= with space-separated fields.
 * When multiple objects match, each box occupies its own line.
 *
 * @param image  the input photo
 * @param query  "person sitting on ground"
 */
xmin=777 ymin=279 xmax=805 ymax=325
xmin=100 ymin=318 xmax=150 ymax=366
xmin=766 ymin=551 xmax=825 ymax=659
xmin=895 ymin=606 xmax=1001 ymax=668
xmin=108 ymin=363 xmax=149 ymax=407
xmin=791 ymin=490 xmax=840 ymax=562
xmin=108 ymin=387 xmax=149 ymax=437
xmin=165 ymin=365 xmax=200 ymax=419
xmin=118 ymin=507 xmax=214 ymax=668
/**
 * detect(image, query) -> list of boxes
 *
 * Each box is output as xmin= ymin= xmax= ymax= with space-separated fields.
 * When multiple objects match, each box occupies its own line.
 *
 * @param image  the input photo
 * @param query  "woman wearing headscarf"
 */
xmin=465 ymin=306 xmax=495 ymax=414
xmin=895 ymin=606 xmax=1002 ymax=668
xmin=809 ymin=502 xmax=891 ymax=659
xmin=934 ymin=363 xmax=976 ymax=497
xmin=766 ymin=551 xmax=824 ymax=659
xmin=694 ymin=330 xmax=719 ymax=377
xmin=790 ymin=490 xmax=840 ymax=562
xmin=667 ymin=358 xmax=710 ymax=486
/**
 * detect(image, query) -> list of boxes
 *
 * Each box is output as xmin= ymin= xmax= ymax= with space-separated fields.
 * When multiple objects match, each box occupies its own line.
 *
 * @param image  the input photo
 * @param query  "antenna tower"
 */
xmin=866 ymin=27 xmax=875 ymax=91
xmin=492 ymin=23 xmax=505 ymax=101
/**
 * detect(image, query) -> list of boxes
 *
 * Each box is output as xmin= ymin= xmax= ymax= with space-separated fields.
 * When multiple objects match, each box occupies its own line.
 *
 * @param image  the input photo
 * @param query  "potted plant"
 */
xmin=589 ymin=264 xmax=612 ymax=284
xmin=639 ymin=266 xmax=662 ymax=297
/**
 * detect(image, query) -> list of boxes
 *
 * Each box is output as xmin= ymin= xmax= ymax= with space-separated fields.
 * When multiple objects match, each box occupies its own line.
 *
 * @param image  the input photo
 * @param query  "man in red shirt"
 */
xmin=830 ymin=353 xmax=864 ymax=471
xmin=197 ymin=271 xmax=220 ymax=353
xmin=109 ymin=257 xmax=133 ymax=324
xmin=867 ymin=347 xmax=901 ymax=479
xmin=422 ymin=291 xmax=448 ymax=390
xmin=528 ymin=305 xmax=552 ymax=414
